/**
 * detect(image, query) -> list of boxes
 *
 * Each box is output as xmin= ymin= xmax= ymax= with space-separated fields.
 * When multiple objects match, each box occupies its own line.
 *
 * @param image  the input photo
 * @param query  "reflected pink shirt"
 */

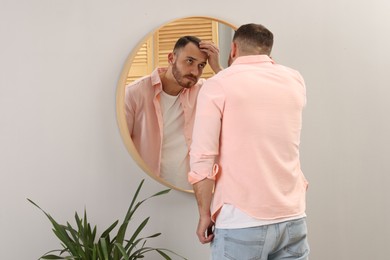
xmin=125 ymin=68 xmax=204 ymax=176
xmin=188 ymin=55 xmax=308 ymax=221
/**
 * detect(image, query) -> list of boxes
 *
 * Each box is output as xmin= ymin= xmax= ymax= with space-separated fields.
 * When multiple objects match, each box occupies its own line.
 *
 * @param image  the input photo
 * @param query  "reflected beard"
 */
xmin=172 ymin=62 xmax=197 ymax=88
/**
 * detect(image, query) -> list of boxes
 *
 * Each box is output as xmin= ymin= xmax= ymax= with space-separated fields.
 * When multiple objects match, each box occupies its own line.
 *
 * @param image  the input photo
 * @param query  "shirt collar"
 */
xmin=151 ymin=67 xmax=166 ymax=92
xmin=232 ymin=55 xmax=275 ymax=66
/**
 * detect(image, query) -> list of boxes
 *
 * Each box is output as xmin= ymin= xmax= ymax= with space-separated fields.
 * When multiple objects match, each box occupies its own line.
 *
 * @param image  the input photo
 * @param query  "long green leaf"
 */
xmin=51 ymin=225 xmax=78 ymax=256
xmin=156 ymin=249 xmax=171 ymax=259
xmin=157 ymin=248 xmax=190 ymax=260
xmin=96 ymin=243 xmax=104 ymax=260
xmin=65 ymin=223 xmax=85 ymax=258
xmin=129 ymin=240 xmax=148 ymax=258
xmin=116 ymin=184 xmax=171 ymax=246
xmin=125 ymin=217 xmax=149 ymax=248
xmin=28 ymin=199 xmax=79 ymax=256
xmin=40 ymin=256 xmax=65 ymax=259
xmin=99 ymin=238 xmax=109 ymax=260
xmin=41 ymin=254 xmax=79 ymax=259
xmin=83 ymin=209 xmax=88 ymax=243
xmin=65 ymin=222 xmax=79 ymax=244
xmin=114 ymin=243 xmax=130 ymax=260
xmin=39 ymin=249 xmax=64 ymax=259
xmin=128 ymin=179 xmax=145 ymax=217
xmin=124 ymin=232 xmax=161 ymax=253
xmin=100 ymin=219 xmax=119 ymax=239
xmin=92 ymin=246 xmax=97 ymax=260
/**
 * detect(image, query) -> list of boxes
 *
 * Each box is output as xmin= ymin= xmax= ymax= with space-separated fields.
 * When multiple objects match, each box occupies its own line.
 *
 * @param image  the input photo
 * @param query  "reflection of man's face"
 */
xmin=171 ymin=43 xmax=208 ymax=89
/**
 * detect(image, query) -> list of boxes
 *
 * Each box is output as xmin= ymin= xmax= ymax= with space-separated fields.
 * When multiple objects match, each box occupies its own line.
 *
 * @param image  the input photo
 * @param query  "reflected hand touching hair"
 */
xmin=200 ymin=41 xmax=223 ymax=74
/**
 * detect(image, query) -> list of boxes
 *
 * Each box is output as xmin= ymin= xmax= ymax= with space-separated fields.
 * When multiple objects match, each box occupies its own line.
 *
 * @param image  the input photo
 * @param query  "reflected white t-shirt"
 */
xmin=159 ymin=91 xmax=192 ymax=190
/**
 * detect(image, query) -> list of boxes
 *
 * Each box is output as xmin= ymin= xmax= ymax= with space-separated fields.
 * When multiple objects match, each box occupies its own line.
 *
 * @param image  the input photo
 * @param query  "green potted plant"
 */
xmin=28 ymin=179 xmax=186 ymax=260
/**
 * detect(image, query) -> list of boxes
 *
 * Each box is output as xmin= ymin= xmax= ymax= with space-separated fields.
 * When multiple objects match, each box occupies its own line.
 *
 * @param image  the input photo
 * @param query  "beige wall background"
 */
xmin=1 ymin=0 xmax=389 ymax=259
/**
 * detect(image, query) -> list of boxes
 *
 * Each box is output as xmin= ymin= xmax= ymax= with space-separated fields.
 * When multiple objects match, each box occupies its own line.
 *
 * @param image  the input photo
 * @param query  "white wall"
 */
xmin=1 ymin=0 xmax=390 ymax=259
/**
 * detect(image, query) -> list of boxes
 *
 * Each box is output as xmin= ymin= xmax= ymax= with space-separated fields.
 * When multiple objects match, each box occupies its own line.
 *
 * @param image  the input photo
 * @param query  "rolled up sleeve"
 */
xmin=188 ymin=161 xmax=219 ymax=184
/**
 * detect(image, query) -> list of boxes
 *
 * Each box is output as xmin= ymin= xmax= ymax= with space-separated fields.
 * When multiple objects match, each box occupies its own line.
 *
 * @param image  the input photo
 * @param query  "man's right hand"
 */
xmin=199 ymin=41 xmax=223 ymax=74
xmin=196 ymin=214 xmax=215 ymax=244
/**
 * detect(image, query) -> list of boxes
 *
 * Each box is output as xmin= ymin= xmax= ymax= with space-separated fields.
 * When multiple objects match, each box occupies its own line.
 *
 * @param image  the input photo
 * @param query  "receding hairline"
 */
xmin=173 ymin=35 xmax=202 ymax=54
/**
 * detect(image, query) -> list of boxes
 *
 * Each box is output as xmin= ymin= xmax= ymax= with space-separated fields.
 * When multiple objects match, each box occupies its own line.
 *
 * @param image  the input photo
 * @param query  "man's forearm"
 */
xmin=193 ymin=178 xmax=215 ymax=217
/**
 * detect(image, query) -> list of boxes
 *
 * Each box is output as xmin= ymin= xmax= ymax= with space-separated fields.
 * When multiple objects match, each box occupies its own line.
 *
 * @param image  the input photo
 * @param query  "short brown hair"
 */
xmin=173 ymin=36 xmax=202 ymax=54
xmin=233 ymin=23 xmax=273 ymax=55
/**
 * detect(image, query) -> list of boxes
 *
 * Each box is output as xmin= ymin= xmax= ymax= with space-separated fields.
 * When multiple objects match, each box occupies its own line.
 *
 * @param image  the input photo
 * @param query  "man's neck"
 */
xmin=160 ymin=70 xmax=183 ymax=96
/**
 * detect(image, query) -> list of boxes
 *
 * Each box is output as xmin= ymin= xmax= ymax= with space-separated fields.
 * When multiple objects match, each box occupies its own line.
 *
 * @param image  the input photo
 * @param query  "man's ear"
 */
xmin=230 ymin=42 xmax=238 ymax=60
xmin=168 ymin=52 xmax=174 ymax=64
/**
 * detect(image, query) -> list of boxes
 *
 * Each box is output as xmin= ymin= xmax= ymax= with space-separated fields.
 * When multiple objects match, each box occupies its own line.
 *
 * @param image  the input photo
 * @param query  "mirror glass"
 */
xmin=116 ymin=17 xmax=236 ymax=192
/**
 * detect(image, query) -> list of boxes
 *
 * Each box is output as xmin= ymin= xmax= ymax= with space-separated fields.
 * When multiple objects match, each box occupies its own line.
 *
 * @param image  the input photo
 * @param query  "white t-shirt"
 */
xmin=216 ymin=204 xmax=306 ymax=229
xmin=159 ymin=91 xmax=192 ymax=190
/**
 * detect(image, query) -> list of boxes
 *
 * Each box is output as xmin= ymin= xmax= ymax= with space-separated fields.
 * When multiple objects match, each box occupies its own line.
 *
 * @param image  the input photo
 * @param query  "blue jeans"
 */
xmin=211 ymin=218 xmax=309 ymax=260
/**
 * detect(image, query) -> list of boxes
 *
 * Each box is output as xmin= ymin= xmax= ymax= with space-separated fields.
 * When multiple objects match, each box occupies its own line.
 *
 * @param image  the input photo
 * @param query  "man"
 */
xmin=188 ymin=24 xmax=310 ymax=259
xmin=125 ymin=36 xmax=221 ymax=190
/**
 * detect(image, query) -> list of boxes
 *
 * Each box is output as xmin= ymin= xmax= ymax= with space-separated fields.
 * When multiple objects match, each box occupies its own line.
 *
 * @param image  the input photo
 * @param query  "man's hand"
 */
xmin=193 ymin=178 xmax=216 ymax=244
xmin=196 ymin=214 xmax=215 ymax=244
xmin=199 ymin=41 xmax=223 ymax=74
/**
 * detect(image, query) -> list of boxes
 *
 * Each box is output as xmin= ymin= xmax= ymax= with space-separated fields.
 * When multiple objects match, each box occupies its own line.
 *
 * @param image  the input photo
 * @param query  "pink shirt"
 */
xmin=188 ymin=55 xmax=308 ymax=221
xmin=125 ymin=68 xmax=204 ymax=176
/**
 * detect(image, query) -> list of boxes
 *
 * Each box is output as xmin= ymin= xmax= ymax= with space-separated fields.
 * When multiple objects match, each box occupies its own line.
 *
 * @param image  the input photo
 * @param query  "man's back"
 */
xmin=190 ymin=55 xmax=308 ymax=220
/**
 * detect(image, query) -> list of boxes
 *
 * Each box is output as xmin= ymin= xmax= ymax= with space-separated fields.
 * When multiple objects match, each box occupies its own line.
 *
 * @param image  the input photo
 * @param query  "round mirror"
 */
xmin=116 ymin=16 xmax=236 ymax=192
